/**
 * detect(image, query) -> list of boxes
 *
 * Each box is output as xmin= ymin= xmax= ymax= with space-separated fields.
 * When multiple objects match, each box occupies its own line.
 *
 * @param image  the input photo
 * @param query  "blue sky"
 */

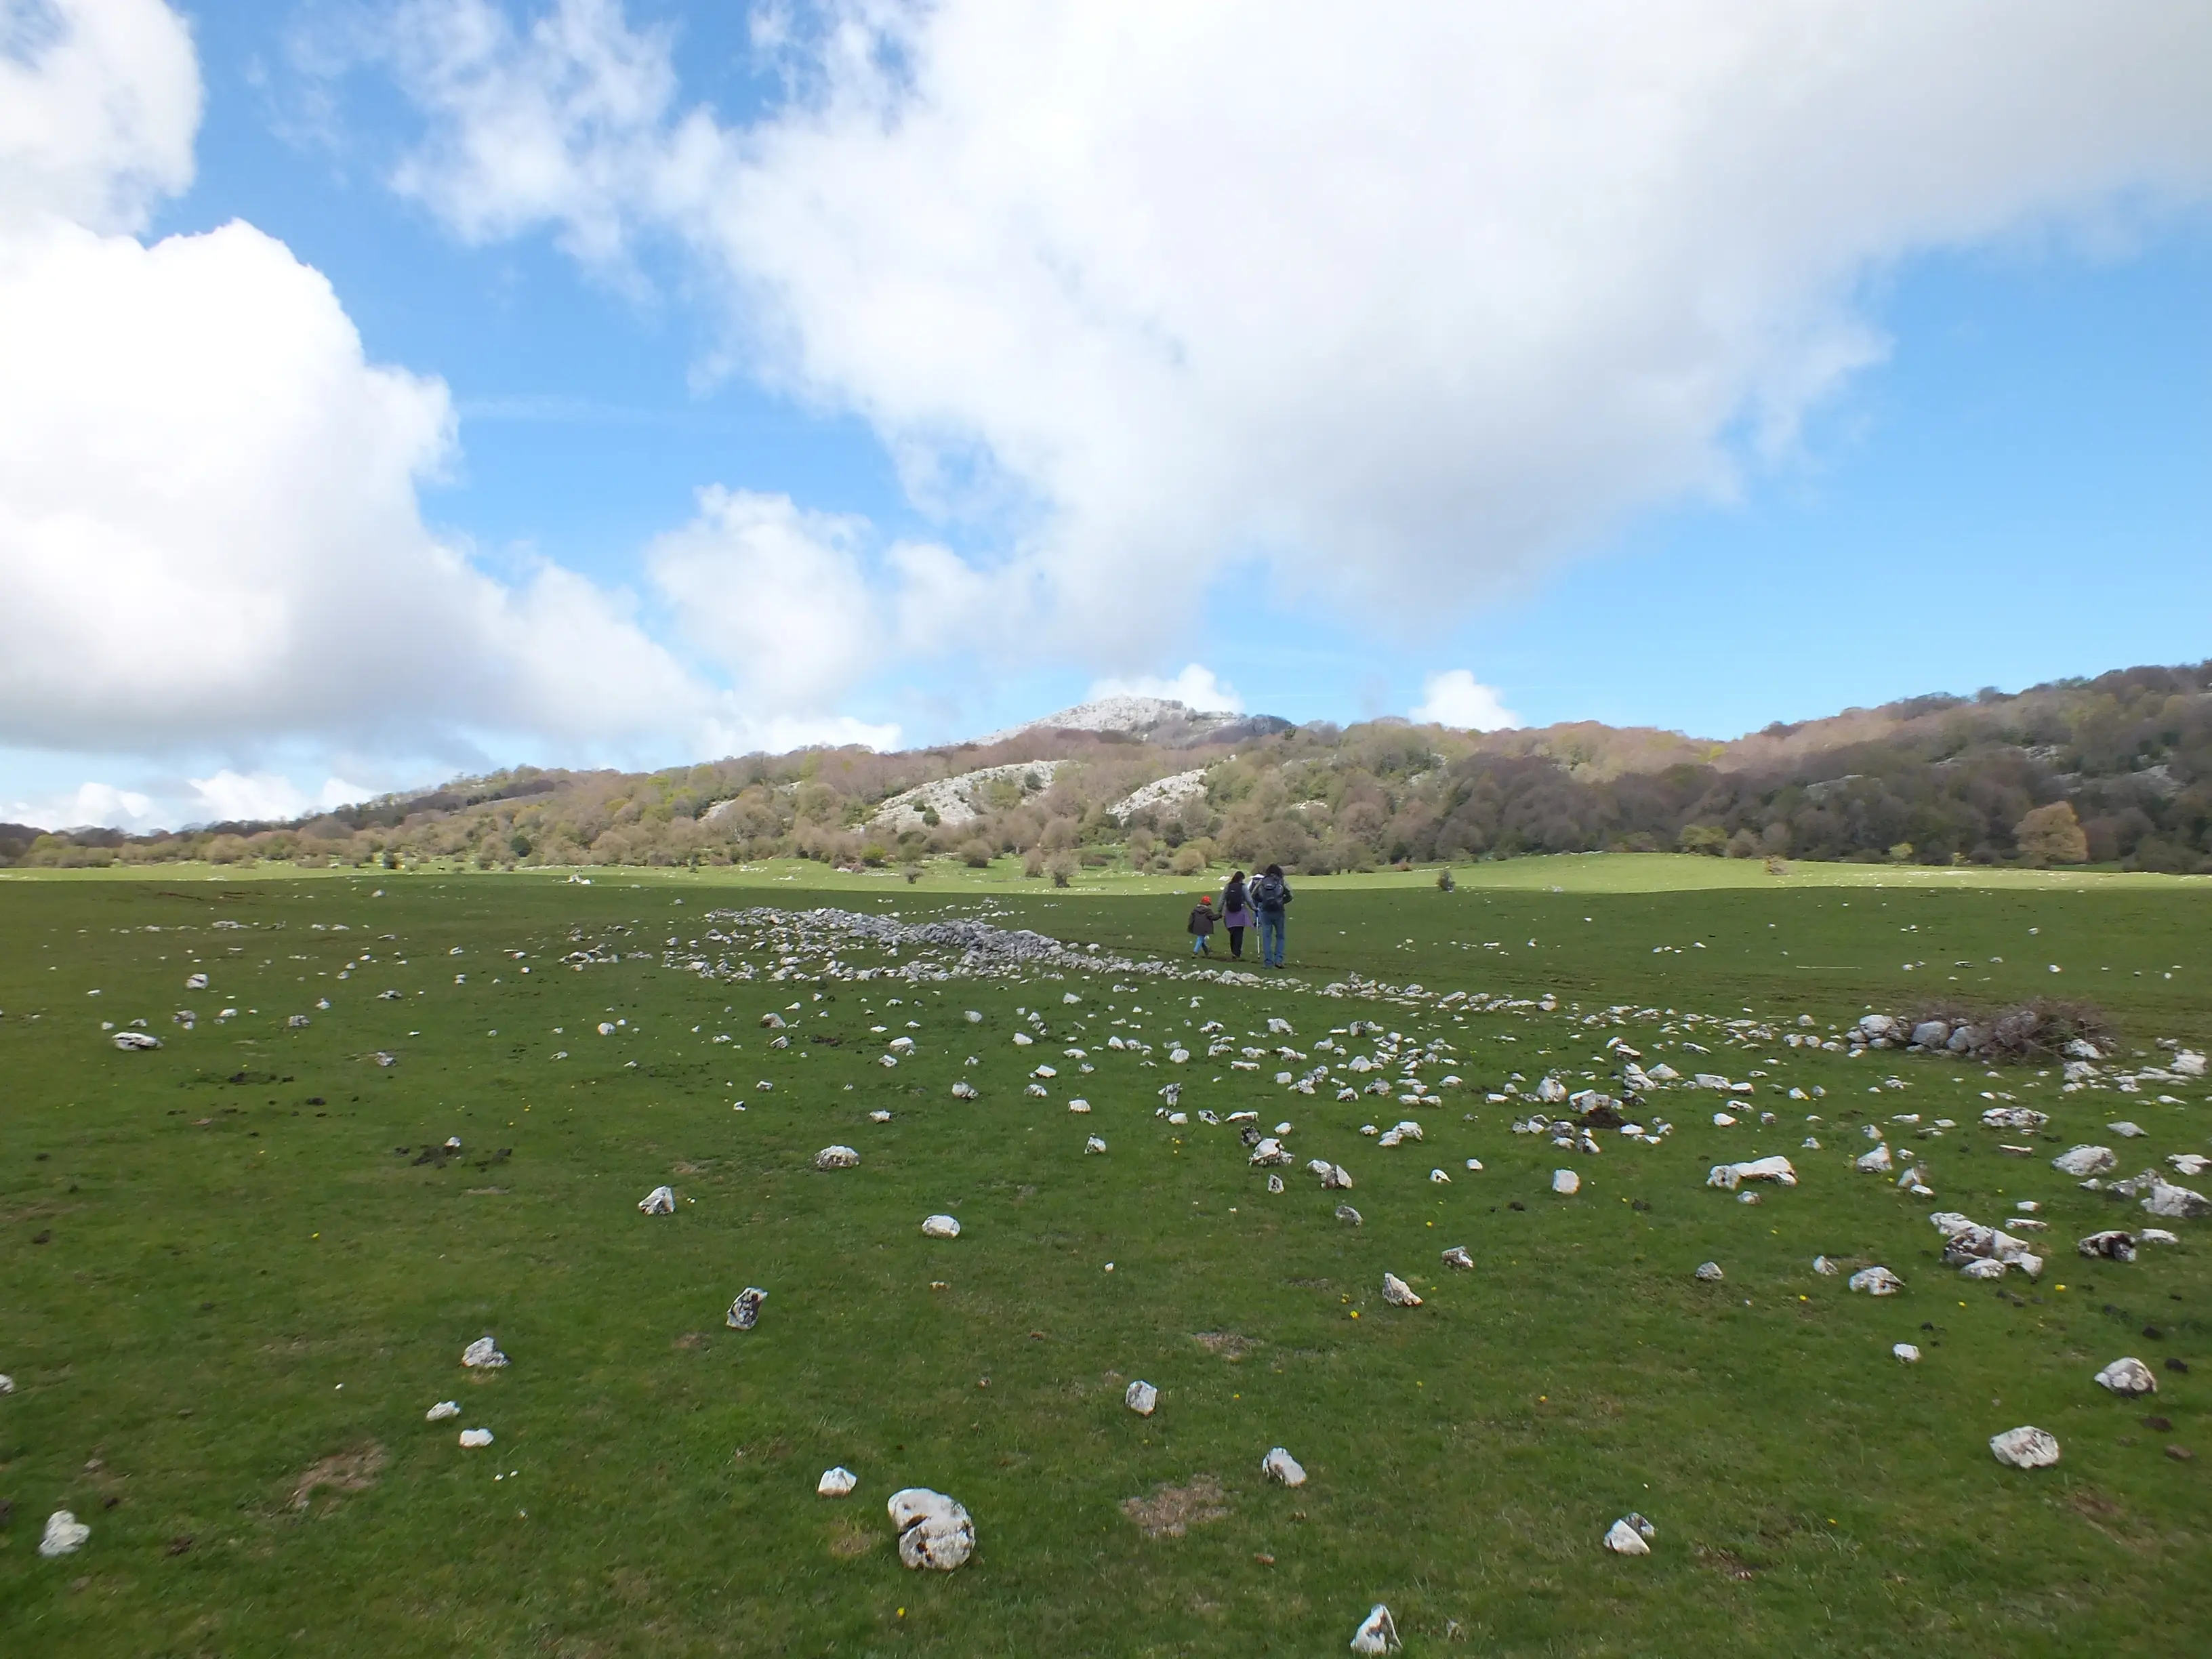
xmin=3 ymin=1 xmax=2208 ymax=828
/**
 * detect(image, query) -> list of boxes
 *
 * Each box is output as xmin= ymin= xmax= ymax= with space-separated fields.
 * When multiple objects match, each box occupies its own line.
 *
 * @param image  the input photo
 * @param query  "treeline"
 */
xmin=9 ymin=661 xmax=2209 ymax=876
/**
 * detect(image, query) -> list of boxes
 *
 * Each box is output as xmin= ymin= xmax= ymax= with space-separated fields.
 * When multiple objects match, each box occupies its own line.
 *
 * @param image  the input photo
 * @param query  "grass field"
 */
xmin=1 ymin=859 xmax=2207 ymax=1655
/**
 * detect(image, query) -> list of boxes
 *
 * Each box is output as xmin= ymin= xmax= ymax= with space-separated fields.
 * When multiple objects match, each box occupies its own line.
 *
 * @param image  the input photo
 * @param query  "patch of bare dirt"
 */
xmin=1698 ymin=1546 xmax=1759 ymax=1580
xmin=674 ymin=1332 xmax=709 ymax=1351
xmin=291 ymin=1442 xmax=386 ymax=1511
xmin=827 ymin=1518 xmax=877 ymax=1558
xmin=1121 ymin=1474 xmax=1231 ymax=1538
xmin=1191 ymin=1332 xmax=1256 ymax=1360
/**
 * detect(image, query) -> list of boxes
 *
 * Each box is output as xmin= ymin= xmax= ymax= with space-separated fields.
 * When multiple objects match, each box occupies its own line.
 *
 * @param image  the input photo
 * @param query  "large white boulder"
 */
xmin=2051 ymin=1145 xmax=2116 ymax=1177
xmin=1261 ymin=1446 xmax=1307 ymax=1486
xmin=638 ymin=1185 xmax=676 ymax=1215
xmin=2093 ymin=1357 xmax=2157 ymax=1397
xmin=1707 ymin=1156 xmax=1797 ymax=1191
xmin=1989 ymin=1426 xmax=2061 ymax=1469
xmin=1126 ymin=1380 xmax=1159 ymax=1416
xmin=921 ymin=1214 xmax=962 ymax=1239
xmin=1849 ymin=1266 xmax=1904 ymax=1296
xmin=39 ymin=1511 xmax=89 ymax=1557
xmin=815 ymin=1145 xmax=861 ymax=1170
xmin=889 ymin=1488 xmax=975 ymax=1571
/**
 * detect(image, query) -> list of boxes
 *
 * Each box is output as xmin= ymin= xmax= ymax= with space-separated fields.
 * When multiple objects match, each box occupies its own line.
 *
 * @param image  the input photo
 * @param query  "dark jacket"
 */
xmin=1187 ymin=903 xmax=1217 ymax=935
xmin=1251 ymin=874 xmax=1292 ymax=914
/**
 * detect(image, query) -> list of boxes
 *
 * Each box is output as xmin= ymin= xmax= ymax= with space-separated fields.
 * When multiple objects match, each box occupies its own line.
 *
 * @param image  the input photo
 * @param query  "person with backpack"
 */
xmin=1251 ymin=863 xmax=1292 ymax=968
xmin=1219 ymin=870 xmax=1251 ymax=960
xmin=1187 ymin=893 xmax=1218 ymax=956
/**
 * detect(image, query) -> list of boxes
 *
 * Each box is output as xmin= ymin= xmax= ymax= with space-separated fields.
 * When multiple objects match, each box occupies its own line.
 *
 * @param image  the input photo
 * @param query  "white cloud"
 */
xmin=1412 ymin=670 xmax=1519 ymax=733
xmin=0 ymin=0 xmax=899 ymax=808
xmin=184 ymin=770 xmax=371 ymax=825
xmin=1089 ymin=665 xmax=1243 ymax=715
xmin=5 ymin=779 xmax=157 ymax=832
xmin=378 ymin=0 xmax=2212 ymax=665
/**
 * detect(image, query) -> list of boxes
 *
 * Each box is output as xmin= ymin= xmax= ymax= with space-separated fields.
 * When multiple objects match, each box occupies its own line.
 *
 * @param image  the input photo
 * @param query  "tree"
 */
xmin=1046 ymin=850 xmax=1077 ymax=886
xmin=1170 ymin=844 xmax=1206 ymax=876
xmin=2015 ymin=800 xmax=2089 ymax=865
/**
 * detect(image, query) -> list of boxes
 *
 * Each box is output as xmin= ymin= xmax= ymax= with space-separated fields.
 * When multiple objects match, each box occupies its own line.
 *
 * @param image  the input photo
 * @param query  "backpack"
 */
xmin=1252 ymin=874 xmax=1288 ymax=911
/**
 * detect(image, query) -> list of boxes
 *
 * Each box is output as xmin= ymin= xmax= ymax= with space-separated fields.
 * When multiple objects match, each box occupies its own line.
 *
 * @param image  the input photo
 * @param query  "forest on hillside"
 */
xmin=6 ymin=661 xmax=2209 ymax=876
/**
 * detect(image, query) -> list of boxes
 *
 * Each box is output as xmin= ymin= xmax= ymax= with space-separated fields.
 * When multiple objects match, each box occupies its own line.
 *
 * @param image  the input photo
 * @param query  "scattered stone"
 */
xmin=1849 ymin=1266 xmax=1904 ymax=1296
xmin=2052 ymin=1145 xmax=2117 ymax=1177
xmin=814 ymin=1145 xmax=861 ymax=1170
xmin=1441 ymin=1245 xmax=1473 ymax=1269
xmin=1267 ymin=1174 xmax=1284 ymax=1193
xmin=458 ymin=1428 xmax=494 ymax=1448
xmin=1429 ymin=1168 xmax=1451 ymax=1184
xmin=1249 ymin=1138 xmax=1293 ymax=1167
xmin=921 ymin=1215 xmax=961 ymax=1239
xmin=950 ymin=1081 xmax=978 ymax=1099
xmin=1894 ymin=1343 xmax=1921 ymax=1364
xmin=1321 ymin=1164 xmax=1355 ymax=1189
xmin=1980 ymin=1106 xmax=2049 ymax=1132
xmin=39 ymin=1511 xmax=89 ymax=1557
xmin=1349 ymin=1603 xmax=1402 ymax=1655
xmin=2094 ymin=1357 xmax=2157 ymax=1397
xmin=1261 ymin=1446 xmax=1307 ymax=1486
xmin=638 ymin=1185 xmax=676 ymax=1215
xmin=1988 ymin=1426 xmax=2060 ymax=1469
xmin=869 ymin=1109 xmax=893 ymax=1123
xmin=2078 ymin=1230 xmax=2137 ymax=1263
xmin=726 ymin=1288 xmax=768 ymax=1330
xmin=1126 ymin=1380 xmax=1159 ymax=1416
xmin=426 ymin=1400 xmax=459 ymax=1421
xmin=2109 ymin=1121 xmax=2146 ymax=1139
xmin=1336 ymin=1204 xmax=1363 ymax=1226
xmin=1604 ymin=1516 xmax=1653 ymax=1555
xmin=2140 ymin=1228 xmax=2179 ymax=1245
xmin=1812 ymin=1256 xmax=1840 ymax=1276
xmin=460 ymin=1336 xmax=508 ymax=1369
xmin=818 ymin=1467 xmax=857 ymax=1497
xmin=1085 ymin=1136 xmax=1107 ymax=1155
xmin=185 ymin=972 xmax=209 ymax=990
xmin=1553 ymin=1169 xmax=1581 ymax=1195
xmin=1382 ymin=1273 xmax=1422 ymax=1307
xmin=2142 ymin=1179 xmax=2211 ymax=1220
xmin=1695 ymin=1261 xmax=1724 ymax=1282
xmin=888 ymin=1488 xmax=975 ymax=1571
xmin=1959 ymin=1258 xmax=2009 ymax=1280
xmin=1856 ymin=1145 xmax=1893 ymax=1174
xmin=110 ymin=1031 xmax=160 ymax=1050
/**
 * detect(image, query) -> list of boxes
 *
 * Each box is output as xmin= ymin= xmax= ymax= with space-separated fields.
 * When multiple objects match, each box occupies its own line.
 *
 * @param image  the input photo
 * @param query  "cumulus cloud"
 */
xmin=377 ymin=0 xmax=2212 ymax=668
xmin=1412 ymin=670 xmax=1519 ymax=733
xmin=0 ymin=0 xmax=895 ymax=827
xmin=1089 ymin=665 xmax=1243 ymax=715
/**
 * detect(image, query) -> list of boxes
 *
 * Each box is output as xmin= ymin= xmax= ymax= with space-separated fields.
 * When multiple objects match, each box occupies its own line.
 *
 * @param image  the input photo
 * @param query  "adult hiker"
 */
xmin=1251 ymin=863 xmax=1293 ymax=968
xmin=1187 ymin=893 xmax=1218 ymax=956
xmin=1219 ymin=870 xmax=1252 ymax=960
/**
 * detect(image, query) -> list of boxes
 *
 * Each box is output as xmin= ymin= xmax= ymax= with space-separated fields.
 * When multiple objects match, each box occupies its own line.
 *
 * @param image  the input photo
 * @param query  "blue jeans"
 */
xmin=1259 ymin=911 xmax=1286 ymax=966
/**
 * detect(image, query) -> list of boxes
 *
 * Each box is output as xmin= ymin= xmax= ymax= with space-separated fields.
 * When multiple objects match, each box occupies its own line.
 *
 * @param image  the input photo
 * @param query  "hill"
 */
xmin=7 ymin=663 xmax=2209 ymax=874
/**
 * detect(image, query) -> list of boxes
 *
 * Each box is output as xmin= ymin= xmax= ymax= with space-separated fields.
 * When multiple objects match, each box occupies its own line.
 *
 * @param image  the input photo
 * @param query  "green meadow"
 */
xmin=1 ymin=856 xmax=2206 ymax=1656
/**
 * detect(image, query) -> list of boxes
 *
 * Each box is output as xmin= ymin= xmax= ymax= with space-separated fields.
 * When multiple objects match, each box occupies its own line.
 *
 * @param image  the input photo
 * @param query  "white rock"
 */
xmin=597 ymin=1022 xmax=616 ymax=1036
xmin=2076 ymin=1230 xmax=2136 ymax=1262
xmin=1959 ymin=1257 xmax=2008 ymax=1280
xmin=1695 ymin=1261 xmax=1724 ymax=1282
xmin=2142 ymin=1179 xmax=2211 ymax=1220
xmin=426 ymin=1399 xmax=460 ymax=1421
xmin=1811 ymin=1256 xmax=1839 ymax=1276
xmin=1267 ymin=1174 xmax=1284 ymax=1193
xmin=1603 ymin=1517 xmax=1652 ymax=1556
xmin=921 ymin=1214 xmax=961 ymax=1239
xmin=726 ymin=1287 xmax=768 ymax=1330
xmin=1980 ymin=1105 xmax=2051 ymax=1132
xmin=111 ymin=1030 xmax=161 ymax=1050
xmin=0 ymin=1374 xmax=13 ymax=1393
xmin=2169 ymin=1153 xmax=2211 ymax=1177
xmin=1465 ymin=1158 xmax=1483 ymax=1171
xmin=814 ymin=1145 xmax=861 ymax=1170
xmin=2140 ymin=1227 xmax=2179 ymax=1245
xmin=1349 ymin=1603 xmax=1402 ymax=1655
xmin=2051 ymin=1145 xmax=2117 ymax=1177
xmin=638 ymin=1185 xmax=676 ymax=1215
xmin=1552 ymin=1169 xmax=1581 ymax=1195
xmin=1441 ymin=1245 xmax=1473 ymax=1269
xmin=1848 ymin=1266 xmax=1904 ymax=1296
xmin=1336 ymin=1204 xmax=1363 ymax=1226
xmin=888 ymin=1487 xmax=975 ymax=1571
xmin=461 ymin=1336 xmax=508 ymax=1369
xmin=1856 ymin=1145 xmax=1893 ymax=1174
xmin=1711 ymin=1113 xmax=1738 ymax=1128
xmin=818 ymin=1466 xmax=857 ymax=1496
xmin=1321 ymin=1164 xmax=1355 ymax=1189
xmin=1261 ymin=1446 xmax=1307 ymax=1486
xmin=1382 ymin=1272 xmax=1423 ymax=1307
xmin=1085 ymin=1136 xmax=1107 ymax=1155
xmin=1893 ymin=1343 xmax=1921 ymax=1364
xmin=1988 ymin=1425 xmax=2061 ymax=1469
xmin=2090 ymin=1352 xmax=2160 ymax=1397
xmin=2109 ymin=1121 xmax=2146 ymax=1139
xmin=459 ymin=1428 xmax=494 ymax=1448
xmin=950 ymin=1080 xmax=978 ymax=1099
xmin=39 ymin=1510 xmax=89 ymax=1557
xmin=1430 ymin=1168 xmax=1451 ymax=1184
xmin=1126 ymin=1380 xmax=1159 ymax=1416
xmin=2173 ymin=1049 xmax=2206 ymax=1077
xmin=1249 ymin=1137 xmax=1293 ymax=1167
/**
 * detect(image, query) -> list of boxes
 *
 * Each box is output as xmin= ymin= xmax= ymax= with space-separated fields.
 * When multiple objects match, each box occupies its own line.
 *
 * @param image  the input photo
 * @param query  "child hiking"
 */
xmin=1187 ymin=895 xmax=1218 ymax=956
xmin=1251 ymin=863 xmax=1292 ymax=968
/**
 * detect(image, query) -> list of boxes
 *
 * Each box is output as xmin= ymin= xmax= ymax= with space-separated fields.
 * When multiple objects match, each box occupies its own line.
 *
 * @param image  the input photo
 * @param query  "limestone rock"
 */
xmin=1981 ymin=1106 xmax=2049 ymax=1132
xmin=726 ymin=1287 xmax=768 ymax=1330
xmin=1695 ymin=1261 xmax=1724 ymax=1282
xmin=1959 ymin=1257 xmax=2009 ymax=1280
xmin=1430 ymin=1168 xmax=1452 ymax=1184
xmin=1248 ymin=1138 xmax=1293 ymax=1167
xmin=1707 ymin=1156 xmax=1797 ymax=1190
xmin=1336 ymin=1204 xmax=1364 ymax=1226
xmin=1894 ymin=1343 xmax=1921 ymax=1364
xmin=1812 ymin=1256 xmax=1840 ymax=1275
xmin=1856 ymin=1145 xmax=1893 ymax=1174
xmin=426 ymin=1400 xmax=460 ymax=1421
xmin=1261 ymin=1446 xmax=1307 ymax=1486
xmin=1266 ymin=1174 xmax=1284 ymax=1193
xmin=889 ymin=1488 xmax=975 ymax=1571
xmin=818 ymin=1466 xmax=857 ymax=1496
xmin=950 ymin=1080 xmax=979 ymax=1099
xmin=814 ymin=1145 xmax=861 ymax=1170
xmin=1382 ymin=1273 xmax=1423 ymax=1307
xmin=2142 ymin=1179 xmax=2211 ymax=1220
xmin=1126 ymin=1380 xmax=1159 ymax=1416
xmin=921 ymin=1214 xmax=961 ymax=1239
xmin=111 ymin=1031 xmax=160 ymax=1050
xmin=1849 ymin=1266 xmax=1904 ymax=1296
xmin=2093 ymin=1357 xmax=2157 ymax=1397
xmin=1604 ymin=1517 xmax=1652 ymax=1555
xmin=461 ymin=1336 xmax=508 ymax=1369
xmin=1988 ymin=1425 xmax=2061 ymax=1469
xmin=2051 ymin=1145 xmax=2116 ymax=1177
xmin=1552 ymin=1169 xmax=1581 ymax=1195
xmin=1349 ymin=1604 xmax=1402 ymax=1655
xmin=1441 ymin=1245 xmax=1473 ymax=1269
xmin=1320 ymin=1164 xmax=1355 ymax=1189
xmin=39 ymin=1511 xmax=89 ymax=1557
xmin=2077 ymin=1230 xmax=2137 ymax=1262
xmin=459 ymin=1428 xmax=494 ymax=1448
xmin=638 ymin=1185 xmax=676 ymax=1215
xmin=1085 ymin=1136 xmax=1107 ymax=1155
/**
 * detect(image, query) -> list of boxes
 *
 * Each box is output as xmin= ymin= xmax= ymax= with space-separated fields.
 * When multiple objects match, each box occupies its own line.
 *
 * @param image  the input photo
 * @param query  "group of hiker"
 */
xmin=1187 ymin=865 xmax=1292 ymax=968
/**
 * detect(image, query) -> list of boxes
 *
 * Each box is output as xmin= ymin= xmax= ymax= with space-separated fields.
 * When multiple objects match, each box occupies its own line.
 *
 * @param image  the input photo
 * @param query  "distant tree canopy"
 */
xmin=10 ymin=661 xmax=2209 ymax=875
